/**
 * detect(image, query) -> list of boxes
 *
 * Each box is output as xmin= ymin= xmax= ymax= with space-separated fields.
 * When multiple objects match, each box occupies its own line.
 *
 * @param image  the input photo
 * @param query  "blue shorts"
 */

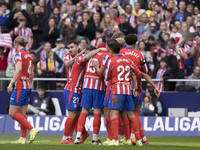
xmin=108 ymin=94 xmax=135 ymax=111
xmin=133 ymin=95 xmax=142 ymax=105
xmin=81 ymin=89 xmax=104 ymax=109
xmin=104 ymin=90 xmax=111 ymax=107
xmin=10 ymin=89 xmax=31 ymax=106
xmin=64 ymin=89 xmax=81 ymax=111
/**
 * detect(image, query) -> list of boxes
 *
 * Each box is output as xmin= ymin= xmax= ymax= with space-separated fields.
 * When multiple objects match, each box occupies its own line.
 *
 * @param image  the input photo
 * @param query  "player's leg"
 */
xmin=74 ymin=89 xmax=92 ymax=144
xmin=10 ymin=89 xmax=38 ymax=144
xmin=134 ymin=104 xmax=148 ymax=144
xmin=124 ymin=95 xmax=142 ymax=146
xmin=118 ymin=112 xmax=124 ymax=141
xmin=107 ymin=94 xmax=124 ymax=146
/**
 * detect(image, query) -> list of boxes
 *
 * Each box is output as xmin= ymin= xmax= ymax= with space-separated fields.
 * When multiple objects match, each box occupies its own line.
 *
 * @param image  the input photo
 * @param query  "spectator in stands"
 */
xmin=51 ymin=7 xmax=61 ymax=30
xmin=91 ymin=0 xmax=104 ymax=19
xmin=165 ymin=0 xmax=177 ymax=14
xmin=35 ymin=42 xmax=63 ymax=90
xmin=60 ymin=17 xmax=76 ymax=46
xmin=12 ymin=0 xmax=33 ymax=15
xmin=91 ymin=28 xmax=103 ymax=48
xmin=0 ymin=3 xmax=10 ymax=30
xmin=194 ymin=6 xmax=200 ymax=24
xmin=75 ymin=15 xmax=83 ymax=28
xmin=119 ymin=13 xmax=135 ymax=36
xmin=67 ymin=5 xmax=77 ymax=24
xmin=76 ymin=11 xmax=96 ymax=41
xmin=145 ymin=36 xmax=155 ymax=51
xmin=170 ymin=25 xmax=182 ymax=49
xmin=154 ymin=2 xmax=164 ymax=23
xmin=100 ymin=13 xmax=118 ymax=33
xmin=76 ymin=2 xmax=84 ymax=16
xmin=140 ymin=87 xmax=162 ymax=116
xmin=186 ymin=4 xmax=193 ymax=15
xmin=163 ymin=9 xmax=173 ymax=30
xmin=43 ymin=17 xmax=59 ymax=48
xmin=52 ymin=39 xmax=67 ymax=78
xmin=191 ymin=34 xmax=200 ymax=66
xmin=198 ymin=57 xmax=200 ymax=67
xmin=30 ymin=85 xmax=55 ymax=115
xmin=185 ymin=66 xmax=200 ymax=91
xmin=181 ymin=22 xmax=194 ymax=45
xmin=14 ymin=16 xmax=33 ymax=51
xmin=125 ymin=4 xmax=136 ymax=28
xmin=0 ymin=46 xmax=9 ymax=90
xmin=60 ymin=4 xmax=67 ymax=18
xmin=31 ymin=5 xmax=47 ymax=49
xmin=93 ymin=12 xmax=101 ymax=29
xmin=172 ymin=0 xmax=192 ymax=24
xmin=79 ymin=38 xmax=88 ymax=51
xmin=135 ymin=13 xmax=150 ymax=41
xmin=146 ymin=21 xmax=161 ymax=43
xmin=186 ymin=16 xmax=195 ymax=33
xmin=7 ymin=0 xmax=32 ymax=29
xmin=38 ymin=0 xmax=50 ymax=18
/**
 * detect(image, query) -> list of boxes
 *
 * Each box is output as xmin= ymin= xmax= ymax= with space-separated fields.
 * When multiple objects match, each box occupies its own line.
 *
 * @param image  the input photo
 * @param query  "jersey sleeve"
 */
xmin=104 ymin=59 xmax=112 ymax=81
xmin=64 ymin=53 xmax=70 ymax=62
xmin=15 ymin=52 xmax=22 ymax=63
xmin=101 ymin=53 xmax=110 ymax=68
xmin=76 ymin=55 xmax=84 ymax=64
xmin=139 ymin=52 xmax=148 ymax=73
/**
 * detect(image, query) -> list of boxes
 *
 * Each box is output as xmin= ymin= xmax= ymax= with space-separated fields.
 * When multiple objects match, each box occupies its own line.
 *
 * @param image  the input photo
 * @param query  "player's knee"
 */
xmin=110 ymin=109 xmax=119 ymax=119
xmin=94 ymin=108 xmax=102 ymax=114
xmin=68 ymin=110 xmax=79 ymax=119
xmin=119 ymin=111 xmax=127 ymax=119
xmin=82 ymin=108 xmax=89 ymax=115
xmin=104 ymin=107 xmax=110 ymax=116
xmin=9 ymin=111 xmax=14 ymax=118
xmin=134 ymin=105 xmax=140 ymax=111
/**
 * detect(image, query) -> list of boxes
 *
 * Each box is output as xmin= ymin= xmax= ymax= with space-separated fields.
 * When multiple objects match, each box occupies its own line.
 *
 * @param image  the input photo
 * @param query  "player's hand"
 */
xmin=91 ymin=59 xmax=100 ymax=68
xmin=7 ymin=84 xmax=13 ymax=94
xmin=154 ymin=88 xmax=160 ymax=98
xmin=37 ymin=69 xmax=43 ymax=75
xmin=132 ymin=88 xmax=138 ymax=97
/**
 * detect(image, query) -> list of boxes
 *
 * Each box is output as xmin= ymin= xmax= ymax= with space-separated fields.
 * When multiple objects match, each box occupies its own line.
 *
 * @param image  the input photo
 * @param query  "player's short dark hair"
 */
xmin=107 ymin=39 xmax=121 ymax=54
xmin=160 ymin=58 xmax=167 ymax=63
xmin=68 ymin=34 xmax=77 ymax=41
xmin=148 ymin=35 xmax=155 ymax=41
xmin=68 ymin=40 xmax=78 ymax=46
xmin=125 ymin=33 xmax=137 ymax=45
xmin=85 ymin=45 xmax=96 ymax=51
xmin=38 ymin=85 xmax=45 ymax=91
xmin=96 ymin=28 xmax=103 ymax=34
xmin=111 ymin=31 xmax=125 ymax=40
xmin=168 ymin=38 xmax=175 ymax=44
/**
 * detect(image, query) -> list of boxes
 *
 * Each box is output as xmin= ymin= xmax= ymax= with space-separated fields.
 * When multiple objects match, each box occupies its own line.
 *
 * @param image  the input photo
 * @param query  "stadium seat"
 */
xmin=52 ymin=98 xmax=62 ymax=116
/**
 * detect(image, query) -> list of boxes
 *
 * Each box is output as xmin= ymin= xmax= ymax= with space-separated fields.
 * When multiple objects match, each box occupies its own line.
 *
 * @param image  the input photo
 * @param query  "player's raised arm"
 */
xmin=141 ymin=72 xmax=160 ymax=98
xmin=82 ymin=48 xmax=107 ymax=62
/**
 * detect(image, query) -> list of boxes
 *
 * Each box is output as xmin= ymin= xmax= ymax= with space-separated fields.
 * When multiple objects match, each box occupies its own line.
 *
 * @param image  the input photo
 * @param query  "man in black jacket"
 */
xmin=76 ymin=11 xmax=96 ymax=41
xmin=7 ymin=0 xmax=32 ymax=29
xmin=31 ymin=5 xmax=48 ymax=49
xmin=42 ymin=17 xmax=59 ymax=48
xmin=119 ymin=13 xmax=135 ymax=36
xmin=172 ymin=0 xmax=192 ymax=24
xmin=35 ymin=42 xmax=63 ymax=90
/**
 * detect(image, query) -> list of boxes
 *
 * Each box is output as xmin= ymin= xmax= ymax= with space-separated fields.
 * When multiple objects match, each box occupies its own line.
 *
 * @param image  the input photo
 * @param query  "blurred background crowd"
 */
xmin=0 ymin=0 xmax=200 ymax=92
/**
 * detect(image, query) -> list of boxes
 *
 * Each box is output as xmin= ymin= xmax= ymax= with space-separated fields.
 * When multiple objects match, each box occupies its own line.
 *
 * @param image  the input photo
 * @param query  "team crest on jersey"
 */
xmin=74 ymin=104 xmax=77 ymax=108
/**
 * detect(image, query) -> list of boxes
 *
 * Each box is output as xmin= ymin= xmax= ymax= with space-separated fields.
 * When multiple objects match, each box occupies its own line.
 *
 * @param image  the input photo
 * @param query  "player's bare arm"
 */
xmin=91 ymin=59 xmax=106 ymax=76
xmin=82 ymin=48 xmax=107 ymax=62
xmin=141 ymin=72 xmax=160 ymax=98
xmin=65 ymin=50 xmax=85 ymax=68
xmin=7 ymin=61 xmax=22 ymax=94
xmin=130 ymin=71 xmax=138 ymax=97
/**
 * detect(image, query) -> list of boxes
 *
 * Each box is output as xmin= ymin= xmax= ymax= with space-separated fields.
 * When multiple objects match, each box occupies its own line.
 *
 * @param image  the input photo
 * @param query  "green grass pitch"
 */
xmin=0 ymin=135 xmax=200 ymax=150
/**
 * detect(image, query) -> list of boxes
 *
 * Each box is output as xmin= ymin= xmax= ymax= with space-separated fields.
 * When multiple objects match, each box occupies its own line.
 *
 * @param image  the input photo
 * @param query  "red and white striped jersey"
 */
xmin=155 ymin=67 xmax=166 ymax=92
xmin=14 ymin=27 xmax=33 ymax=49
xmin=64 ymin=53 xmax=73 ymax=84
xmin=168 ymin=47 xmax=186 ymax=69
xmin=83 ymin=51 xmax=110 ymax=91
xmin=105 ymin=55 xmax=141 ymax=95
xmin=14 ymin=48 xmax=33 ymax=89
xmin=184 ymin=44 xmax=192 ymax=58
xmin=64 ymin=55 xmax=86 ymax=94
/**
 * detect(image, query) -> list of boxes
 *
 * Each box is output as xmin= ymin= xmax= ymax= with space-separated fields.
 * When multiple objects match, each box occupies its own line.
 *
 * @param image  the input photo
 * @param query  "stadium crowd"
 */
xmin=0 ymin=0 xmax=200 ymax=91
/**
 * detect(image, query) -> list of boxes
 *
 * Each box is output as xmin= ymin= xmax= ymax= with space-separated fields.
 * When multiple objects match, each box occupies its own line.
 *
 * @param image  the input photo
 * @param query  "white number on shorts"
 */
xmin=73 ymin=97 xmax=79 ymax=104
xmin=27 ymin=60 xmax=32 ymax=75
xmin=117 ymin=65 xmax=130 ymax=81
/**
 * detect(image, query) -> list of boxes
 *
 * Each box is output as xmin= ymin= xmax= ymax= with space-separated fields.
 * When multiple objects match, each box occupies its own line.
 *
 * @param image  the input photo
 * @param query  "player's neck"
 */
xmin=127 ymin=45 xmax=135 ymax=48
xmin=113 ymin=53 xmax=119 ymax=57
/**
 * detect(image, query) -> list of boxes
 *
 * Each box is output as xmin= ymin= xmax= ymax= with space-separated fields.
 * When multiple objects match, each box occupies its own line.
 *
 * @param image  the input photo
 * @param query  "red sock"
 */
xmin=122 ymin=117 xmax=130 ymax=140
xmin=118 ymin=115 xmax=123 ymax=136
xmin=77 ymin=113 xmax=87 ymax=133
xmin=12 ymin=113 xmax=33 ymax=131
xmin=130 ymin=117 xmax=140 ymax=141
xmin=74 ymin=119 xmax=78 ymax=133
xmin=111 ymin=118 xmax=118 ymax=141
xmin=63 ymin=118 xmax=74 ymax=137
xmin=20 ymin=115 xmax=27 ymax=138
xmin=93 ymin=113 xmax=101 ymax=135
xmin=134 ymin=110 xmax=145 ymax=139
xmin=105 ymin=115 xmax=112 ymax=140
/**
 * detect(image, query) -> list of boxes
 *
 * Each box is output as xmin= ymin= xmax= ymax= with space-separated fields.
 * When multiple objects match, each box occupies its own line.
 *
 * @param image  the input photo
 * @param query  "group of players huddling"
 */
xmin=8 ymin=32 xmax=160 ymax=146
